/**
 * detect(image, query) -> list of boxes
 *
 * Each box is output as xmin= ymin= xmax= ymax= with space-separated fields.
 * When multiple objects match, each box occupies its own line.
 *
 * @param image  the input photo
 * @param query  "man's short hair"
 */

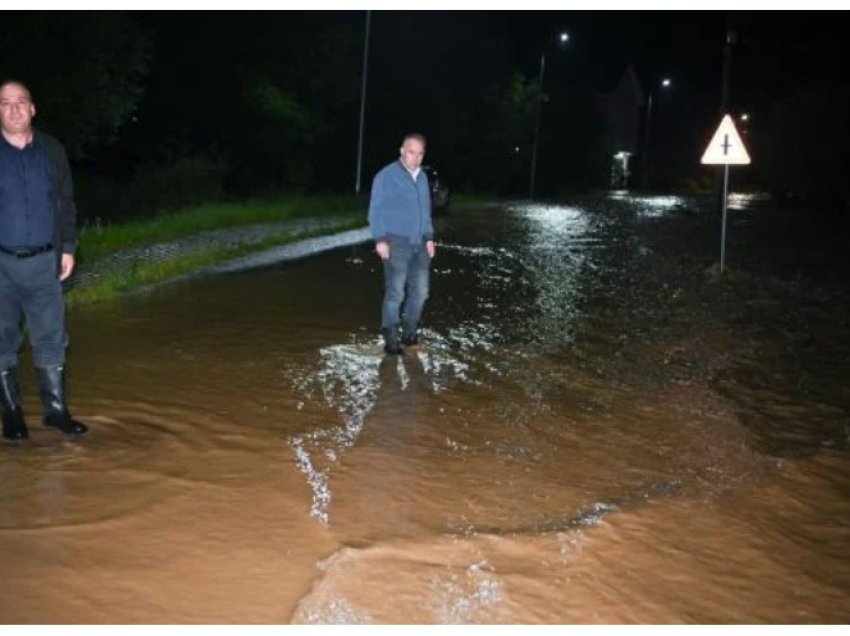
xmin=402 ymin=133 xmax=426 ymax=147
xmin=0 ymin=79 xmax=32 ymax=99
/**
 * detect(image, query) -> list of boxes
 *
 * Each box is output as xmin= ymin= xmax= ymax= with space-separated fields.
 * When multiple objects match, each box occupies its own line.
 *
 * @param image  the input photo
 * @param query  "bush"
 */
xmin=129 ymin=154 xmax=229 ymax=213
xmin=75 ymin=153 xmax=229 ymax=224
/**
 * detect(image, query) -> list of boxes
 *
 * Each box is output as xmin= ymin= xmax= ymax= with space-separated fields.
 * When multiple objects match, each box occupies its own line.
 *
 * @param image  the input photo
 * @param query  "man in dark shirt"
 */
xmin=0 ymin=79 xmax=87 ymax=440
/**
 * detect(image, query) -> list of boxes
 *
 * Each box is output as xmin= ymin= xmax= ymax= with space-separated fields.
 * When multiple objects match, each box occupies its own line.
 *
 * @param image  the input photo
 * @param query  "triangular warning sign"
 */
xmin=701 ymin=114 xmax=751 ymax=165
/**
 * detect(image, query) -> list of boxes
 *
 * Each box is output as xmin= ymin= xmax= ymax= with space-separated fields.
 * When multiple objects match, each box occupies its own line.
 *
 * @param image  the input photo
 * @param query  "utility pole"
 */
xmin=641 ymin=92 xmax=653 ymax=187
xmin=355 ymin=10 xmax=371 ymax=195
xmin=529 ymin=51 xmax=546 ymax=199
xmin=716 ymin=19 xmax=737 ymax=214
xmin=529 ymin=31 xmax=569 ymax=199
xmin=720 ymin=26 xmax=736 ymax=115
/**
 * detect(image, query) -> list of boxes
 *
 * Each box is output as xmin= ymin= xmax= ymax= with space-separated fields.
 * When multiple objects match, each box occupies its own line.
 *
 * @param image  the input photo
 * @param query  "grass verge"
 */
xmin=68 ymin=214 xmax=363 ymax=307
xmin=78 ymin=194 xmax=367 ymax=262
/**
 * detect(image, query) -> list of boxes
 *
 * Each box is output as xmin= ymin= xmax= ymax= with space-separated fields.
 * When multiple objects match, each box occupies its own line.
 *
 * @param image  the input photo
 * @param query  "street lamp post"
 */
xmin=641 ymin=77 xmax=671 ymax=188
xmin=529 ymin=31 xmax=569 ymax=200
xmin=715 ymin=27 xmax=737 ymax=216
xmin=355 ymin=10 xmax=371 ymax=195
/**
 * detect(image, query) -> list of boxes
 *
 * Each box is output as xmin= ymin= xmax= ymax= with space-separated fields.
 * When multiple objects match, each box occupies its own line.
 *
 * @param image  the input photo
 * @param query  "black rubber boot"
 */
xmin=1 ymin=367 xmax=29 ymax=441
xmin=382 ymin=327 xmax=404 ymax=356
xmin=400 ymin=323 xmax=419 ymax=347
xmin=36 ymin=365 xmax=88 ymax=436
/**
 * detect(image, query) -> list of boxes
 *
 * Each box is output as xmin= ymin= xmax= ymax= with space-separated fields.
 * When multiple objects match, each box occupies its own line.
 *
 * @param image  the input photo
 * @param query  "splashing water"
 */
xmin=287 ymin=343 xmax=382 ymax=524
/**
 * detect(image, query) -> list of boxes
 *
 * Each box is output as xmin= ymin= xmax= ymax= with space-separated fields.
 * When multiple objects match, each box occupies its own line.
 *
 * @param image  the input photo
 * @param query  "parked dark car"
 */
xmin=423 ymin=165 xmax=450 ymax=213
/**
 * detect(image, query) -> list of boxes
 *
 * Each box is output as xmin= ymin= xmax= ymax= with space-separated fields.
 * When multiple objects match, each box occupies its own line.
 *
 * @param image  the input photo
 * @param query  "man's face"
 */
xmin=399 ymin=138 xmax=425 ymax=171
xmin=0 ymin=83 xmax=36 ymax=136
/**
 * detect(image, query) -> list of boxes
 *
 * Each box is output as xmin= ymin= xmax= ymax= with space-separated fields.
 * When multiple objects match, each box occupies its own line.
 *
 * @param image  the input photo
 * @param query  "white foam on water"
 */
xmin=430 ymin=568 xmax=505 ymax=624
xmin=296 ymin=597 xmax=374 ymax=624
xmin=287 ymin=343 xmax=383 ymax=524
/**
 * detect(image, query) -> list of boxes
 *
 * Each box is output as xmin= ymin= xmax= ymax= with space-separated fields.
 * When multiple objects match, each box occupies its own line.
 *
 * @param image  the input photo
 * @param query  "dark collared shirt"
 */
xmin=0 ymin=134 xmax=54 ymax=248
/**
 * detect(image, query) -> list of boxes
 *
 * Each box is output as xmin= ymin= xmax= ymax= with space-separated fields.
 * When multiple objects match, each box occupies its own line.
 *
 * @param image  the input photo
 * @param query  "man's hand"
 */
xmin=60 ymin=253 xmax=75 ymax=281
xmin=376 ymin=241 xmax=390 ymax=261
xmin=426 ymin=240 xmax=436 ymax=258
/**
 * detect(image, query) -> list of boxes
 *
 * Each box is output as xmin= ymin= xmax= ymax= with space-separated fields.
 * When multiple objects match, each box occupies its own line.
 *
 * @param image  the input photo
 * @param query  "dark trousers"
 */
xmin=381 ymin=236 xmax=431 ymax=332
xmin=0 ymin=250 xmax=67 ymax=370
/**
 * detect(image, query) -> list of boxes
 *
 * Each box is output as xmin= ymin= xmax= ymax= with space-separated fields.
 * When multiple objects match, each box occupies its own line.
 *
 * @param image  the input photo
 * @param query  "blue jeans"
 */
xmin=0 ymin=250 xmax=67 ymax=370
xmin=381 ymin=236 xmax=431 ymax=334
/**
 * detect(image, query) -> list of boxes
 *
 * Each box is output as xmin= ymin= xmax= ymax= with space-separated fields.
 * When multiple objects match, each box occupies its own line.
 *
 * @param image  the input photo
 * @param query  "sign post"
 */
xmin=700 ymin=114 xmax=751 ymax=274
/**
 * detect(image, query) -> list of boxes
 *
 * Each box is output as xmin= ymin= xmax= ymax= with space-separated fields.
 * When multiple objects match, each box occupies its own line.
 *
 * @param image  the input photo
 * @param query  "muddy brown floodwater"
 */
xmin=2 ymin=193 xmax=849 ymax=623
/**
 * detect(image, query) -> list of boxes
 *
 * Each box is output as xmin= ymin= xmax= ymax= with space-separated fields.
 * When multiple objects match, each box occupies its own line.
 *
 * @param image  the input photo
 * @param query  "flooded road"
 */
xmin=2 ymin=194 xmax=849 ymax=623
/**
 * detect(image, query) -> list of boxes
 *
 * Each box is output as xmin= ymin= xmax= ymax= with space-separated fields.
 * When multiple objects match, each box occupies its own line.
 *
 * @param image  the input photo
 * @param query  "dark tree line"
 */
xmin=2 ymin=11 xmax=848 ymax=221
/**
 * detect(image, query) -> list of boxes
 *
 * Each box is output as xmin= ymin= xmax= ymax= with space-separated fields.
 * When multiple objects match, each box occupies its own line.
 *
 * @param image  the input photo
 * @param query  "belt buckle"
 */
xmin=1 ymin=245 xmax=50 ymax=258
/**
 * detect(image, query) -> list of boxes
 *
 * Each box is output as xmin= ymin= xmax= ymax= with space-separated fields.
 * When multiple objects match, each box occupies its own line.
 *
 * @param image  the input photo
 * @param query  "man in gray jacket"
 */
xmin=368 ymin=133 xmax=436 ymax=355
xmin=0 ymin=79 xmax=87 ymax=440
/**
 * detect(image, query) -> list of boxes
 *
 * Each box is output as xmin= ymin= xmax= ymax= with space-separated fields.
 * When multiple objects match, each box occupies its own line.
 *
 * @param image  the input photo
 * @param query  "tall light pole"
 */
xmin=715 ymin=26 xmax=737 ymax=215
xmin=641 ymin=76 xmax=671 ymax=188
xmin=529 ymin=31 xmax=569 ymax=200
xmin=719 ymin=28 xmax=736 ymax=116
xmin=355 ymin=10 xmax=371 ymax=195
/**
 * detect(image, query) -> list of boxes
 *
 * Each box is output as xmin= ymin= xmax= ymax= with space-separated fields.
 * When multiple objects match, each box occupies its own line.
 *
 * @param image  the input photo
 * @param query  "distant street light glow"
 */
xmin=661 ymin=78 xmax=672 ymax=88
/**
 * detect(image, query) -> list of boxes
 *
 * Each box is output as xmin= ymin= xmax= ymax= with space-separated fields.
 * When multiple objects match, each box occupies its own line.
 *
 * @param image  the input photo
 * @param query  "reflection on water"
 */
xmin=515 ymin=204 xmax=591 ymax=351
xmin=607 ymin=192 xmax=687 ymax=217
xmin=3 ymin=193 xmax=850 ymax=623
xmin=727 ymin=191 xmax=771 ymax=210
